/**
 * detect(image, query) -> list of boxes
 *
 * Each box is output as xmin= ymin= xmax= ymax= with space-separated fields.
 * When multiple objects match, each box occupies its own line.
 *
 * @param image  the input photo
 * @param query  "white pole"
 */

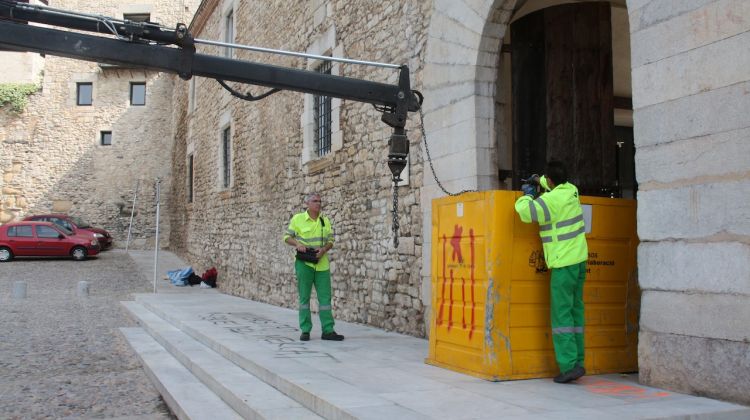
xmin=125 ymin=180 xmax=139 ymax=253
xmin=153 ymin=178 xmax=161 ymax=294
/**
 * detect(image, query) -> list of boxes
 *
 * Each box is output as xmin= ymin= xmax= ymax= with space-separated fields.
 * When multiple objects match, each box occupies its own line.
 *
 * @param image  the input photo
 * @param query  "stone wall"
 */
xmin=168 ymin=0 xmax=431 ymax=335
xmin=0 ymin=0 xmax=199 ymax=248
xmin=629 ymin=0 xmax=750 ymax=404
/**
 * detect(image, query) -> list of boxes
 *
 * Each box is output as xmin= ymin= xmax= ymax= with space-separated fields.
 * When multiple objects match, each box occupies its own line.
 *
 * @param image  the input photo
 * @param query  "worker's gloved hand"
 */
xmin=521 ymin=183 xmax=537 ymax=198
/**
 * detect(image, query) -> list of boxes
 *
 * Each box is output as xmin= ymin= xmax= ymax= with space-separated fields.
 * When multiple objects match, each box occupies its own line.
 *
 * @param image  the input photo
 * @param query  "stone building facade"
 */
xmin=1 ymin=0 xmax=748 ymax=405
xmin=0 ymin=0 xmax=200 ymax=248
xmin=168 ymin=0 xmax=431 ymax=334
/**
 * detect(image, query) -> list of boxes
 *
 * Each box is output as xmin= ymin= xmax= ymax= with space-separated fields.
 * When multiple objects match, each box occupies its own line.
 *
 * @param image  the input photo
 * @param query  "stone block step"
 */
xmin=122 ymin=301 xmax=323 ymax=420
xmin=119 ymin=327 xmax=242 ymax=420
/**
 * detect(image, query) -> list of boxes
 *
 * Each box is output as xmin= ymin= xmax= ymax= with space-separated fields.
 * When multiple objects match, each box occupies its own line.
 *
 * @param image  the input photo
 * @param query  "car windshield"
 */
xmin=56 ymin=225 xmax=74 ymax=235
xmin=70 ymin=216 xmax=91 ymax=228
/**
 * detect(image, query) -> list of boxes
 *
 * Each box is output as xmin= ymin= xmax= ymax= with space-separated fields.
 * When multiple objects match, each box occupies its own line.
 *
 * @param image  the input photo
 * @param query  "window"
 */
xmin=301 ymin=27 xmax=342 ymax=165
xmin=100 ymin=131 xmax=112 ymax=146
xmin=49 ymin=218 xmax=74 ymax=233
xmin=221 ymin=126 xmax=231 ymax=189
xmin=187 ymin=154 xmax=194 ymax=203
xmin=130 ymin=82 xmax=146 ymax=106
xmin=36 ymin=225 xmax=60 ymax=238
xmin=188 ymin=78 xmax=196 ymax=113
xmin=314 ymin=60 xmax=333 ymax=157
xmin=123 ymin=13 xmax=150 ymax=22
xmin=7 ymin=225 xmax=33 ymax=237
xmin=77 ymin=82 xmax=92 ymax=106
xmin=224 ymin=10 xmax=234 ymax=57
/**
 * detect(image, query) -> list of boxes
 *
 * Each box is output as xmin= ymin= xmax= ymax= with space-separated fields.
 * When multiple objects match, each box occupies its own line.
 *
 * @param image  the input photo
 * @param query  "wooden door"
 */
xmin=511 ymin=3 xmax=616 ymax=196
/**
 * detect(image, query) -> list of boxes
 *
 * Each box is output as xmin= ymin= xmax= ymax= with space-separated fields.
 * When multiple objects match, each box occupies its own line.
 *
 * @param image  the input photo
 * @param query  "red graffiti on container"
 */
xmin=437 ymin=234 xmax=449 ymax=327
xmin=468 ymin=228 xmax=475 ymax=340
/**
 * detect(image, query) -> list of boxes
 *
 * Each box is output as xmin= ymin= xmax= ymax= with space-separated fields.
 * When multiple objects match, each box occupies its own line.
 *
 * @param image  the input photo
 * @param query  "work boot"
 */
xmin=553 ymin=366 xmax=585 ymax=384
xmin=300 ymin=332 xmax=310 ymax=341
xmin=321 ymin=331 xmax=344 ymax=341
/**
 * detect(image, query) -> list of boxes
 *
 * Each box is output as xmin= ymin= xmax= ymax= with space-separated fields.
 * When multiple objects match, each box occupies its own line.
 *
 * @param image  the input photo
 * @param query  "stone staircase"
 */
xmin=121 ymin=302 xmax=322 ymax=420
xmin=120 ymin=292 xmax=750 ymax=420
xmin=119 ymin=293 xmax=443 ymax=420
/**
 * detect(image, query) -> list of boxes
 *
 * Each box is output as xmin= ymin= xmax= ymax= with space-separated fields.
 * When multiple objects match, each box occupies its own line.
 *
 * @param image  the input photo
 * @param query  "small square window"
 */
xmin=77 ymin=82 xmax=92 ymax=106
xmin=130 ymin=82 xmax=146 ymax=106
xmin=100 ymin=131 xmax=112 ymax=146
xmin=123 ymin=13 xmax=150 ymax=23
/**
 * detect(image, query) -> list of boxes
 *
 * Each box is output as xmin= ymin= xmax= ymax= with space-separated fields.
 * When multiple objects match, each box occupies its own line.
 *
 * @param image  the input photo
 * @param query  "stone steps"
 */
xmin=126 ymin=296 xmax=430 ymax=420
xmin=121 ymin=301 xmax=323 ymax=420
xmin=119 ymin=327 xmax=243 ymax=420
xmin=121 ymin=292 xmax=750 ymax=420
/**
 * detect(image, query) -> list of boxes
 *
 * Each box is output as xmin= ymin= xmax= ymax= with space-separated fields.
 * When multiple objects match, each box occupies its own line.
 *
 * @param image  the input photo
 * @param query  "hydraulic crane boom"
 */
xmin=0 ymin=0 xmax=422 ymax=184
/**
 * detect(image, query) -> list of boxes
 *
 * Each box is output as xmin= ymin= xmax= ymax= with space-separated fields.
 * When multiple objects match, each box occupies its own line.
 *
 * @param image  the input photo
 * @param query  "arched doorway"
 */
xmin=503 ymin=1 xmax=635 ymax=197
xmin=420 ymin=0 xmax=636 ymax=329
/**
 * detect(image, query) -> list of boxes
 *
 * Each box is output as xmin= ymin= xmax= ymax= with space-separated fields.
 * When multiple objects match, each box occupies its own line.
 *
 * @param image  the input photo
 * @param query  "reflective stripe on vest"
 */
xmin=556 ymin=214 xmax=583 ymax=229
xmin=552 ymin=326 xmax=584 ymax=334
xmin=319 ymin=305 xmax=332 ymax=310
xmin=529 ymin=197 xmax=551 ymax=223
xmin=557 ymin=226 xmax=585 ymax=241
xmin=536 ymin=197 xmax=551 ymax=222
xmin=297 ymin=236 xmax=327 ymax=247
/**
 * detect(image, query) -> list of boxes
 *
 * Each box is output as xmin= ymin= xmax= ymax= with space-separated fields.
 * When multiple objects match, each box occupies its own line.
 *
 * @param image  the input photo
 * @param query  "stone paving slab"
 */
xmin=130 ymin=291 xmax=750 ymax=419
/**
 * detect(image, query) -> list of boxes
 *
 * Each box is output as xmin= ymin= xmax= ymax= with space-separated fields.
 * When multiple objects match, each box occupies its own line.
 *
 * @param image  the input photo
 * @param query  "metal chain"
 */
xmin=392 ymin=183 xmax=400 ymax=248
xmin=419 ymin=108 xmax=478 ymax=197
xmin=391 ymin=108 xmax=480 ymax=249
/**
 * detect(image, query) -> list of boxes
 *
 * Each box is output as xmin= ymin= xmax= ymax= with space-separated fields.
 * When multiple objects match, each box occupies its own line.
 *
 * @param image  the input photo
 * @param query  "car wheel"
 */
xmin=0 ymin=247 xmax=12 ymax=262
xmin=71 ymin=246 xmax=87 ymax=261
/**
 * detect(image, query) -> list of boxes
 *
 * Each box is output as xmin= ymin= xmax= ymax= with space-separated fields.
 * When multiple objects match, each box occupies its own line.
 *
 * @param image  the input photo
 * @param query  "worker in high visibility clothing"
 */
xmin=514 ymin=160 xmax=588 ymax=383
xmin=284 ymin=193 xmax=344 ymax=342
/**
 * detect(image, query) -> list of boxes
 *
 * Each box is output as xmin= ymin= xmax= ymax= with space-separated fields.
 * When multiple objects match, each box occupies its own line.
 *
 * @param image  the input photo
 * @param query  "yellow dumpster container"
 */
xmin=425 ymin=191 xmax=639 ymax=380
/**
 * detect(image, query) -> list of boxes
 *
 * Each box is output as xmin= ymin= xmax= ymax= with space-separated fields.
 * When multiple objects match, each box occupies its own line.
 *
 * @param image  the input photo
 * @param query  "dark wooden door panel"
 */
xmin=511 ymin=2 xmax=616 ymax=196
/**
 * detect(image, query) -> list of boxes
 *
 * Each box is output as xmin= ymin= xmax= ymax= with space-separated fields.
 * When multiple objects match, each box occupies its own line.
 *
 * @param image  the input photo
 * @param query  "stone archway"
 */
xmin=418 ymin=0 xmax=518 ymax=331
xmin=418 ymin=0 xmax=632 ymax=331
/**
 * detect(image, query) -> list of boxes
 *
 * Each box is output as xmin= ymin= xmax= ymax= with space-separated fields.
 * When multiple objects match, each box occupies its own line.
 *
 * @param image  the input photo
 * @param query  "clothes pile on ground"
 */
xmin=166 ymin=266 xmax=218 ymax=288
xmin=166 ymin=267 xmax=193 ymax=286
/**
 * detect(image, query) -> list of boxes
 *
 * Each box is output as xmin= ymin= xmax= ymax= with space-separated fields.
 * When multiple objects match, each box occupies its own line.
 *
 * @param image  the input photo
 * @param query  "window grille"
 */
xmin=313 ymin=60 xmax=332 ymax=157
xmin=222 ymin=127 xmax=231 ymax=188
xmin=188 ymin=154 xmax=194 ymax=203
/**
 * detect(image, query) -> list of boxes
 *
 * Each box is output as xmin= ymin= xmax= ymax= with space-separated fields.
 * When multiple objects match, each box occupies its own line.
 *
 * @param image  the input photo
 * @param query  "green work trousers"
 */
xmin=295 ymin=260 xmax=335 ymax=334
xmin=550 ymin=261 xmax=586 ymax=373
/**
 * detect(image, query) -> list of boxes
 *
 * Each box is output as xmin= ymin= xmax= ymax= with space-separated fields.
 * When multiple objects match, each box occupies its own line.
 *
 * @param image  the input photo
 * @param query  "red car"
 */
xmin=24 ymin=214 xmax=113 ymax=249
xmin=0 ymin=221 xmax=100 ymax=262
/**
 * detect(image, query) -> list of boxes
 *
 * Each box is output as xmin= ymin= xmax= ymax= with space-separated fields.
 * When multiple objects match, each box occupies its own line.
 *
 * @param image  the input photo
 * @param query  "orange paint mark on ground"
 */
xmin=579 ymin=377 xmax=671 ymax=400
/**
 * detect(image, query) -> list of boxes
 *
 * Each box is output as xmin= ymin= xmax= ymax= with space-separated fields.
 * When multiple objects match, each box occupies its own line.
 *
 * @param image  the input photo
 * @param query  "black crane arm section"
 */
xmin=0 ymin=0 xmax=422 ymax=182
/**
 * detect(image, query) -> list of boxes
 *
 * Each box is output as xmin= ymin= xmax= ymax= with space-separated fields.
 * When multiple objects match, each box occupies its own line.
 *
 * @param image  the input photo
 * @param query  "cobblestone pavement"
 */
xmin=0 ymin=250 xmax=175 ymax=419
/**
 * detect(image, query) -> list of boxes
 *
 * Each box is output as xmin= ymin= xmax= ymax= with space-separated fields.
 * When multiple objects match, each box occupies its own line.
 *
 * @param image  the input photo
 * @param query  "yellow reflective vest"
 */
xmin=283 ymin=211 xmax=334 ymax=271
xmin=514 ymin=182 xmax=588 ymax=269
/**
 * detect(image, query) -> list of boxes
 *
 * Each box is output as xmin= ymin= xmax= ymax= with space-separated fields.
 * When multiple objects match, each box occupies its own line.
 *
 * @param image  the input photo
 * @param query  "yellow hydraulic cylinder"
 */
xmin=425 ymin=191 xmax=639 ymax=380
